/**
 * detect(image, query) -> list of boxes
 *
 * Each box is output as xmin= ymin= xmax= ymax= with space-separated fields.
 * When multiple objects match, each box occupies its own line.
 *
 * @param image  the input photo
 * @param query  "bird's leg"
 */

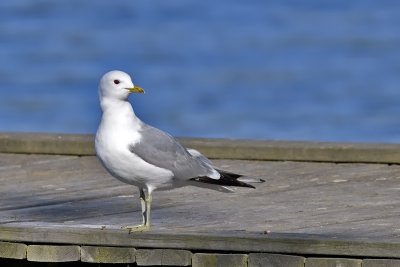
xmin=142 ymin=188 xmax=152 ymax=228
xmin=123 ymin=187 xmax=152 ymax=232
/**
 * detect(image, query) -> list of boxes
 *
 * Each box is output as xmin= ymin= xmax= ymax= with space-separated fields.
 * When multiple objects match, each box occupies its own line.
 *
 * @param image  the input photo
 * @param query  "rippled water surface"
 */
xmin=1 ymin=1 xmax=400 ymax=142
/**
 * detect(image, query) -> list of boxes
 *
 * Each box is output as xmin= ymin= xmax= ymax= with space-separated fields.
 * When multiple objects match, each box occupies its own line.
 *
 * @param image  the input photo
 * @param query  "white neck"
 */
xmin=100 ymin=97 xmax=142 ymax=127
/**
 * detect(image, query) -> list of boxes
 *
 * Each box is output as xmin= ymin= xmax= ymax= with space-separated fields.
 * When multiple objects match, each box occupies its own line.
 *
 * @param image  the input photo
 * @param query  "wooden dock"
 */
xmin=1 ymin=132 xmax=400 ymax=266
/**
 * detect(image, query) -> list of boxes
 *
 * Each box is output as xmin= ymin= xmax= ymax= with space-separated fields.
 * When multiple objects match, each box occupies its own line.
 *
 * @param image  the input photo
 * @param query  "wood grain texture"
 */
xmin=0 ymin=241 xmax=27 ymax=259
xmin=2 ymin=225 xmax=400 ymax=259
xmin=248 ymin=253 xmax=305 ymax=267
xmin=81 ymin=246 xmax=136 ymax=263
xmin=305 ymin=258 xmax=362 ymax=267
xmin=0 ymin=144 xmax=400 ymax=258
xmin=0 ymin=132 xmax=94 ymax=155
xmin=2 ymin=132 xmax=400 ymax=163
xmin=135 ymin=249 xmax=192 ymax=266
xmin=363 ymin=259 xmax=400 ymax=267
xmin=26 ymin=245 xmax=80 ymax=262
xmin=192 ymin=253 xmax=248 ymax=267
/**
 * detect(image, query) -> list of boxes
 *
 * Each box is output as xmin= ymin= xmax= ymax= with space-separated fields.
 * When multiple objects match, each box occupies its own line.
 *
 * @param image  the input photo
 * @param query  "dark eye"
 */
xmin=113 ymin=80 xmax=120 ymax=85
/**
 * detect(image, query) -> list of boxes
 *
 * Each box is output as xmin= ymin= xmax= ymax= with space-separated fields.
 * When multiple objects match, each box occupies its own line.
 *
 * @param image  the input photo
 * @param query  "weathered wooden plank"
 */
xmin=2 ymin=132 xmax=400 ymax=163
xmin=0 ymin=153 xmax=70 ymax=170
xmin=2 ymin=226 xmax=400 ymax=259
xmin=135 ymin=249 xmax=192 ymax=266
xmin=26 ymin=245 xmax=80 ymax=262
xmin=305 ymin=258 xmax=362 ymax=267
xmin=2 ymin=156 xmax=400 ymax=242
xmin=1 ymin=151 xmax=400 ymax=259
xmin=248 ymin=253 xmax=305 ymax=267
xmin=0 ymin=155 xmax=128 ymax=212
xmin=180 ymin=138 xmax=400 ymax=164
xmin=0 ymin=241 xmax=27 ymax=259
xmin=0 ymin=195 xmax=141 ymax=226
xmin=192 ymin=253 xmax=248 ymax=267
xmin=363 ymin=259 xmax=400 ymax=267
xmin=81 ymin=245 xmax=136 ymax=263
xmin=0 ymin=132 xmax=94 ymax=155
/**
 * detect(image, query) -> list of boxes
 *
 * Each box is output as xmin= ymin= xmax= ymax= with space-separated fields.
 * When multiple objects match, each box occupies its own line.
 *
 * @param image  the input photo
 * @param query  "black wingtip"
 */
xmin=190 ymin=169 xmax=260 ymax=189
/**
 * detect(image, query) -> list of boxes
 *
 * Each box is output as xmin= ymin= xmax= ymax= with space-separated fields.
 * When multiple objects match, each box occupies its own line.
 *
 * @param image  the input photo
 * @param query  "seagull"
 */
xmin=95 ymin=70 xmax=264 ymax=232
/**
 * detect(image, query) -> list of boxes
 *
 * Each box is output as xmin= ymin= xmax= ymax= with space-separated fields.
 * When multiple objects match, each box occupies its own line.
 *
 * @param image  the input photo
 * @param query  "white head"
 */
xmin=98 ymin=70 xmax=144 ymax=102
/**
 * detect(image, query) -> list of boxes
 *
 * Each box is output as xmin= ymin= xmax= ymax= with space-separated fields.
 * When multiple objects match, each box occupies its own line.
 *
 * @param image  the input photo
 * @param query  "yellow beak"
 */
xmin=126 ymin=85 xmax=145 ymax=94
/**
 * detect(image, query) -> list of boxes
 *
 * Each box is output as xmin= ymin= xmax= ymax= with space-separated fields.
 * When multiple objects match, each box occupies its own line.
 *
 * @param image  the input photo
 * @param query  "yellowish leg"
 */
xmin=123 ymin=187 xmax=152 ymax=233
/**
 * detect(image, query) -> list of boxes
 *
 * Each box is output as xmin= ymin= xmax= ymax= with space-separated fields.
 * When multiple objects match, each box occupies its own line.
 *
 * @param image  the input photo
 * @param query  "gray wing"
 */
xmin=129 ymin=124 xmax=216 ymax=180
xmin=187 ymin=148 xmax=214 ymax=166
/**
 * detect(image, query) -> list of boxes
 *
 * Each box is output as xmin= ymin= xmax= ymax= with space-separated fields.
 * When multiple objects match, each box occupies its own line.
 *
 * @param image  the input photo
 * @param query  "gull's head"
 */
xmin=98 ymin=70 xmax=144 ymax=101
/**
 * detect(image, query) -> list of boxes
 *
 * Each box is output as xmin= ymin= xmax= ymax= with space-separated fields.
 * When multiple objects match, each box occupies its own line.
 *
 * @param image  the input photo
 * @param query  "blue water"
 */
xmin=1 ymin=0 xmax=400 ymax=143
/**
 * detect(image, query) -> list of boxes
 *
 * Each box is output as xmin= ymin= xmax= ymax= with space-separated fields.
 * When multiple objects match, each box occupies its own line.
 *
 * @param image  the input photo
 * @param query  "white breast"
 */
xmin=95 ymin=102 xmax=174 ymax=189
